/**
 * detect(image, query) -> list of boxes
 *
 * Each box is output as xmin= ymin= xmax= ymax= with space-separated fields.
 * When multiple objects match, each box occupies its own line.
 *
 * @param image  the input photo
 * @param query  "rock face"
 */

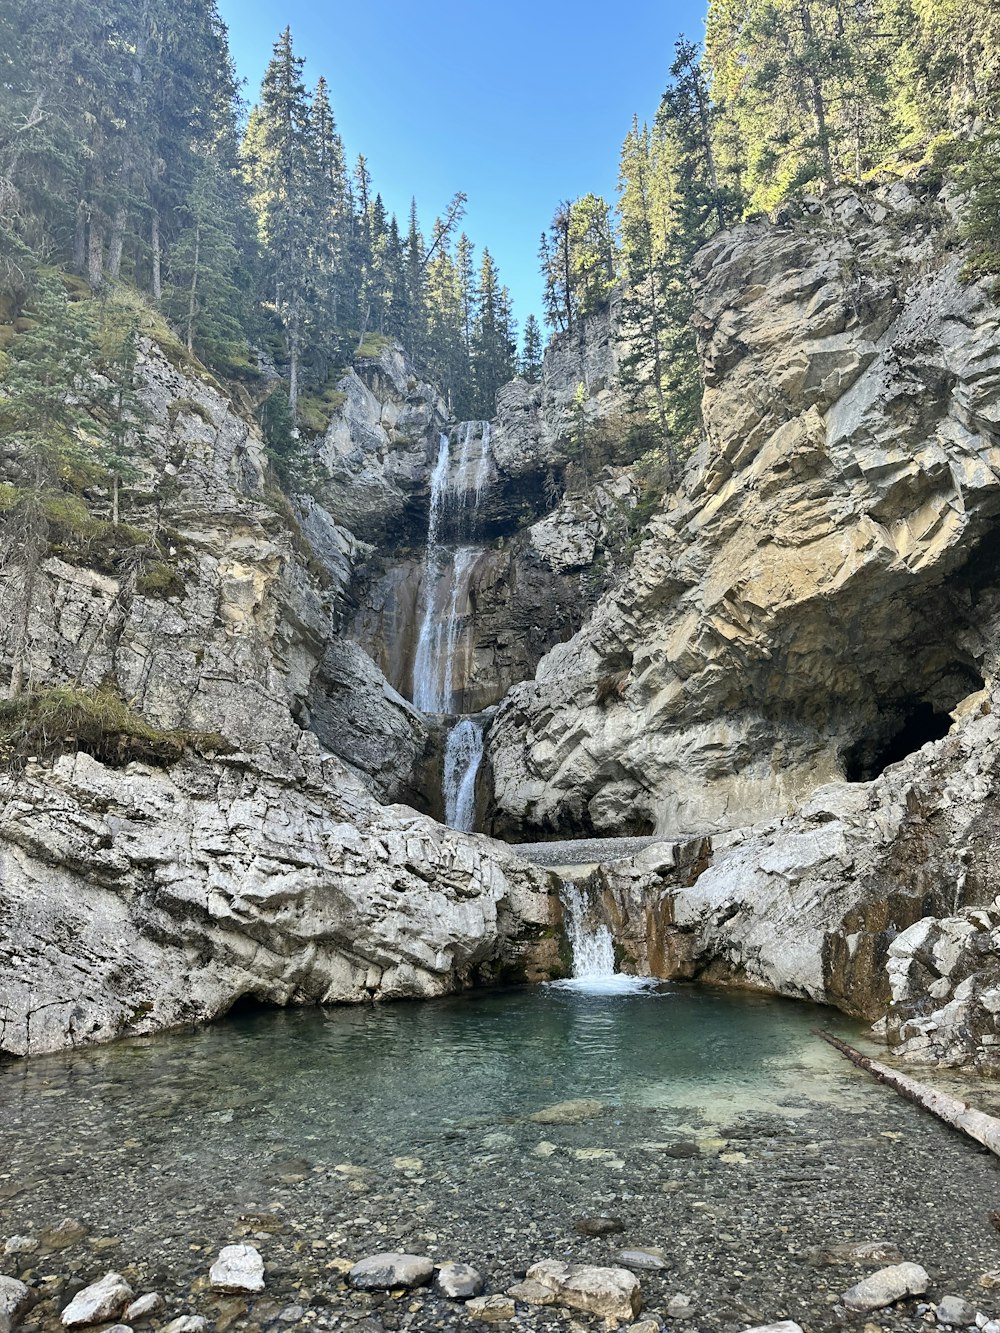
xmin=592 ymin=699 xmax=1000 ymax=1034
xmin=489 ymin=180 xmax=1000 ymax=839
xmin=0 ymin=338 xmax=561 ymax=1059
xmin=0 ymin=744 xmax=556 ymax=1056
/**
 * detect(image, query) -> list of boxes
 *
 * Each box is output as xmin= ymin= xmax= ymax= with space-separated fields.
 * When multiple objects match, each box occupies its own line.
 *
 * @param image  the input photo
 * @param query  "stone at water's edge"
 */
xmin=435 ymin=1262 xmax=483 ymax=1300
xmin=160 ymin=1319 xmax=208 ymax=1333
xmin=464 ymin=1295 xmax=516 ymax=1323
xmin=743 ymin=1324 xmax=805 ymax=1333
xmin=936 ymin=1295 xmax=978 ymax=1327
xmin=526 ymin=1260 xmax=642 ymax=1321
xmin=841 ymin=1262 xmax=930 ymax=1311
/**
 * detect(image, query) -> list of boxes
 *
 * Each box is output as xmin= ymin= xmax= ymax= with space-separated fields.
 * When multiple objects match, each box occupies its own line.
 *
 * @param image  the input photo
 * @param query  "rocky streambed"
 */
xmin=3 ymin=988 xmax=1000 ymax=1333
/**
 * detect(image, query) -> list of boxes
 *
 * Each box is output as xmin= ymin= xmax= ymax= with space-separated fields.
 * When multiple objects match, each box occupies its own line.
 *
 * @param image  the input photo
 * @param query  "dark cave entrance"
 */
xmin=841 ymin=669 xmax=982 ymax=784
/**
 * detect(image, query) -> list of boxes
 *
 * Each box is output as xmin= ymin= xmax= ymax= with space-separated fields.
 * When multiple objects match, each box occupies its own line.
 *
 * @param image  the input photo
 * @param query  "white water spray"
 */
xmin=553 ymin=879 xmax=653 ymax=995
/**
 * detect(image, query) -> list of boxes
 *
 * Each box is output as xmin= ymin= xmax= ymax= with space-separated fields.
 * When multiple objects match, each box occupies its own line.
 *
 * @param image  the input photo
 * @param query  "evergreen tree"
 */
xmin=520 ymin=314 xmax=544 ymax=384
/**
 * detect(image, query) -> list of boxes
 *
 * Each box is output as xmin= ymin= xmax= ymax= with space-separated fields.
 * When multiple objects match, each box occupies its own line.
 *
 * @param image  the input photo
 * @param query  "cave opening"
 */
xmin=843 ymin=700 xmax=957 ymax=782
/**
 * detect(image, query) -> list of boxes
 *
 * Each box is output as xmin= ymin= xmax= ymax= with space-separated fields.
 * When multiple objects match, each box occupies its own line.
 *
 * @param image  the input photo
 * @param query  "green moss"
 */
xmin=42 ymin=492 xmax=150 ymax=572
xmin=136 ymin=561 xmax=185 ymax=599
xmin=0 ymin=684 xmax=231 ymax=770
xmin=0 ymin=482 xmax=20 ymax=513
xmin=0 ymin=324 xmax=16 ymax=351
xmin=168 ymin=397 xmax=215 ymax=429
xmin=355 ymin=332 xmax=391 ymax=359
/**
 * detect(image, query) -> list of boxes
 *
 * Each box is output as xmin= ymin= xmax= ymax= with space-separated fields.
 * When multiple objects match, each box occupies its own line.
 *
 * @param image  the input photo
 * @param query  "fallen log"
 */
xmin=816 ymin=1029 xmax=1000 ymax=1158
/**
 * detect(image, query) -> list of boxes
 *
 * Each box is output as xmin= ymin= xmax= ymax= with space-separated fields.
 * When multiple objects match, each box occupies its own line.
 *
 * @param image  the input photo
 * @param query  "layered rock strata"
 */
xmin=489 ymin=180 xmax=1000 ymax=839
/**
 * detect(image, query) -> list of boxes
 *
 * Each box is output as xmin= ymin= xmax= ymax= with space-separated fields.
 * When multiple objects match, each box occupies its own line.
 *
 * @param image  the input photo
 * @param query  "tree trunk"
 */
xmin=151 ymin=211 xmax=162 ymax=303
xmin=289 ymin=311 xmax=300 ymax=420
xmin=817 ymin=1031 xmax=1000 ymax=1157
xmin=87 ymin=217 xmax=104 ymax=291
xmin=74 ymin=201 xmax=87 ymax=274
xmin=112 ymin=474 xmax=120 ymax=527
xmin=800 ymin=1 xmax=835 ymax=186
xmin=186 ymin=221 xmax=201 ymax=354
xmin=108 ymin=203 xmax=127 ymax=279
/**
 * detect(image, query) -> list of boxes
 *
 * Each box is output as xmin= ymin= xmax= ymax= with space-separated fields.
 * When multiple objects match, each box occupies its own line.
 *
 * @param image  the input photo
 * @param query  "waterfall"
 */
xmin=553 ymin=880 xmax=653 ymax=995
xmin=412 ymin=424 xmax=492 ymax=715
xmin=443 ymin=717 xmax=485 ymax=831
xmin=560 ymin=880 xmax=617 ymax=980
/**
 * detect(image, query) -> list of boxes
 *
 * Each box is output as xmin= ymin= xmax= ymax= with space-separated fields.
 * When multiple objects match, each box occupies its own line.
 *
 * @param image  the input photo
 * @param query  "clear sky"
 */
xmin=217 ymin=0 xmax=708 ymax=338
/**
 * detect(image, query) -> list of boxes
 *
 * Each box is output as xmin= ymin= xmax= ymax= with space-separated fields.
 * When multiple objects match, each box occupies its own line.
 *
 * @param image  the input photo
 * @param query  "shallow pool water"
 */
xmin=2 ymin=985 xmax=999 ymax=1333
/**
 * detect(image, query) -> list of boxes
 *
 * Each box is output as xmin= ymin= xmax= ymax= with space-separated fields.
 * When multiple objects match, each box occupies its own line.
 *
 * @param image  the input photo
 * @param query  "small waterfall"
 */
xmin=553 ymin=880 xmax=653 ymax=995
xmin=560 ymin=880 xmax=617 ymax=980
xmin=443 ymin=717 xmax=485 ymax=832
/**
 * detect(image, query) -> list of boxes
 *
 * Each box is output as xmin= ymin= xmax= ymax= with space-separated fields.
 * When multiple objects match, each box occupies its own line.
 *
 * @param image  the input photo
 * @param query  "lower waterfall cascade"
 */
xmin=554 ymin=879 xmax=654 ymax=994
xmin=442 ymin=717 xmax=485 ymax=833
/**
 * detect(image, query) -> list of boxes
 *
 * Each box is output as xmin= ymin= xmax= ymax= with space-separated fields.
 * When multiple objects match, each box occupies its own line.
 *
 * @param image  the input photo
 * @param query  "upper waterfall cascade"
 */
xmin=411 ymin=423 xmax=493 ymax=831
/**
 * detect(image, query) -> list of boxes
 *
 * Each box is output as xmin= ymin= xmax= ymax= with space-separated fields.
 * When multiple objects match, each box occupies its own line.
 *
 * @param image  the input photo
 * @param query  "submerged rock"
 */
xmin=60 ymin=1272 xmax=133 ymax=1328
xmin=348 ymin=1253 xmax=435 ymax=1291
xmin=464 ymin=1294 xmax=516 ymax=1322
xmin=435 ymin=1262 xmax=483 ymax=1300
xmin=842 ymin=1262 xmax=930 ymax=1311
xmin=573 ymin=1215 xmax=624 ymax=1236
xmin=529 ymin=1098 xmax=604 ymax=1125
xmin=526 ymin=1259 xmax=642 ymax=1321
xmin=614 ymin=1248 xmax=667 ymax=1271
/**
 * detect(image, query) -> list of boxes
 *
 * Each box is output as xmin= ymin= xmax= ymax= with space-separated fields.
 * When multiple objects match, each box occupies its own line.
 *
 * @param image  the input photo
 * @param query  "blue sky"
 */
xmin=218 ymin=0 xmax=708 ymax=338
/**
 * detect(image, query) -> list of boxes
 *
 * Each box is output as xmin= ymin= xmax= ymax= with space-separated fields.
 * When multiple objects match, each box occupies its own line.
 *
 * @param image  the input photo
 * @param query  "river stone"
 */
xmin=667 ymin=1293 xmax=696 ymax=1320
xmin=348 ymin=1253 xmax=434 ymax=1291
xmin=937 ymin=1295 xmax=977 ymax=1326
xmin=61 ymin=1272 xmax=134 ymax=1327
xmin=573 ymin=1215 xmax=623 ymax=1236
xmin=615 ymin=1248 xmax=667 ymax=1271
xmin=529 ymin=1098 xmax=605 ymax=1124
xmin=0 ymin=1276 xmax=31 ymax=1333
xmin=436 ymin=1262 xmax=483 ymax=1300
xmin=41 ymin=1220 xmax=87 ymax=1252
xmin=209 ymin=1244 xmax=265 ymax=1293
xmin=2 ymin=1239 xmax=35 ymax=1258
xmin=465 ymin=1295 xmax=515 ymax=1322
xmin=809 ymin=1240 xmax=904 ymax=1266
xmin=507 ymin=1280 xmax=557 ymax=1305
xmin=161 ymin=1320 xmax=208 ymax=1333
xmin=627 ymin=1323 xmax=662 ymax=1333
xmin=842 ymin=1263 xmax=930 ymax=1311
xmin=124 ymin=1293 xmax=164 ymax=1321
xmin=526 ymin=1260 xmax=642 ymax=1321
xmin=743 ymin=1324 xmax=804 ymax=1333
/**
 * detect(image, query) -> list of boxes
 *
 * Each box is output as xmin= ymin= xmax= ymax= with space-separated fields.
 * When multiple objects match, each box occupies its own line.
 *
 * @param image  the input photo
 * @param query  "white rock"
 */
xmin=123 ymin=1293 xmax=164 ymax=1321
xmin=743 ymin=1324 xmax=804 ymax=1333
xmin=61 ymin=1272 xmax=134 ymax=1328
xmin=160 ymin=1320 xmax=207 ymax=1333
xmin=842 ymin=1262 xmax=930 ymax=1311
xmin=526 ymin=1260 xmax=641 ymax=1321
xmin=936 ymin=1295 xmax=977 ymax=1327
xmin=464 ymin=1295 xmax=515 ymax=1322
xmin=0 ymin=1276 xmax=31 ymax=1333
xmin=2 ymin=1239 xmax=35 ymax=1258
xmin=348 ymin=1253 xmax=434 ymax=1291
xmin=435 ymin=1262 xmax=483 ymax=1300
xmin=209 ymin=1244 xmax=265 ymax=1293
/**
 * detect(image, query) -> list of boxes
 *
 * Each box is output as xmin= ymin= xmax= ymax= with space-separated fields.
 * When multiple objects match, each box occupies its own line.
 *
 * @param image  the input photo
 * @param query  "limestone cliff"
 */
xmin=489 ymin=180 xmax=1000 ymax=840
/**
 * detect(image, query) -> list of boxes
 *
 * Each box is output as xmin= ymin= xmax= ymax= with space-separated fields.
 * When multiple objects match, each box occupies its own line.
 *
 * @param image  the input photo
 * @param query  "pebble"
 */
xmin=435 ymin=1262 xmax=483 ymax=1300
xmin=526 ymin=1260 xmax=642 ymax=1321
xmin=348 ymin=1253 xmax=435 ymax=1291
xmin=627 ymin=1322 xmax=662 ymax=1333
xmin=160 ymin=1319 xmax=208 ymax=1333
xmin=843 ymin=1262 xmax=931 ymax=1312
xmin=614 ymin=1248 xmax=667 ymax=1271
xmin=937 ymin=1295 xmax=977 ymax=1326
xmin=528 ymin=1098 xmax=605 ymax=1124
xmin=124 ymin=1293 xmax=164 ymax=1321
xmin=40 ymin=1220 xmax=87 ymax=1252
xmin=667 ymin=1293 xmax=696 ymax=1320
xmin=2 ymin=1239 xmax=36 ymax=1258
xmin=743 ymin=1324 xmax=804 ymax=1333
xmin=278 ymin=1306 xmax=305 ymax=1322
xmin=61 ymin=1272 xmax=134 ymax=1328
xmin=209 ymin=1244 xmax=265 ymax=1293
xmin=573 ymin=1215 xmax=623 ymax=1237
xmin=465 ymin=1294 xmax=516 ymax=1322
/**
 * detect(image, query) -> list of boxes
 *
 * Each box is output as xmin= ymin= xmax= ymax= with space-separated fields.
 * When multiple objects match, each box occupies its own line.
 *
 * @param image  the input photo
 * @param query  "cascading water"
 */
xmin=412 ymin=423 xmax=494 ymax=830
xmin=554 ymin=879 xmax=653 ymax=994
xmin=443 ymin=717 xmax=485 ymax=832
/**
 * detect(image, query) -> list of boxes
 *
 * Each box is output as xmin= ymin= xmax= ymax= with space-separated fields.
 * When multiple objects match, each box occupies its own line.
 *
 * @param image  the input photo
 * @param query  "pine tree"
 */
xmin=520 ymin=314 xmax=544 ymax=384
xmin=568 ymin=194 xmax=618 ymax=316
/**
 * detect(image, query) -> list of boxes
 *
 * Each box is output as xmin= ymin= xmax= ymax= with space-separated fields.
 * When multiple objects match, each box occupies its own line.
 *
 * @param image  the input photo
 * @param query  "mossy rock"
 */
xmin=136 ymin=561 xmax=185 ymax=600
xmin=0 ymin=684 xmax=232 ymax=770
xmin=355 ymin=332 xmax=392 ymax=359
xmin=0 ymin=323 xmax=17 ymax=351
xmin=42 ymin=492 xmax=150 ymax=573
xmin=168 ymin=397 xmax=215 ymax=429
